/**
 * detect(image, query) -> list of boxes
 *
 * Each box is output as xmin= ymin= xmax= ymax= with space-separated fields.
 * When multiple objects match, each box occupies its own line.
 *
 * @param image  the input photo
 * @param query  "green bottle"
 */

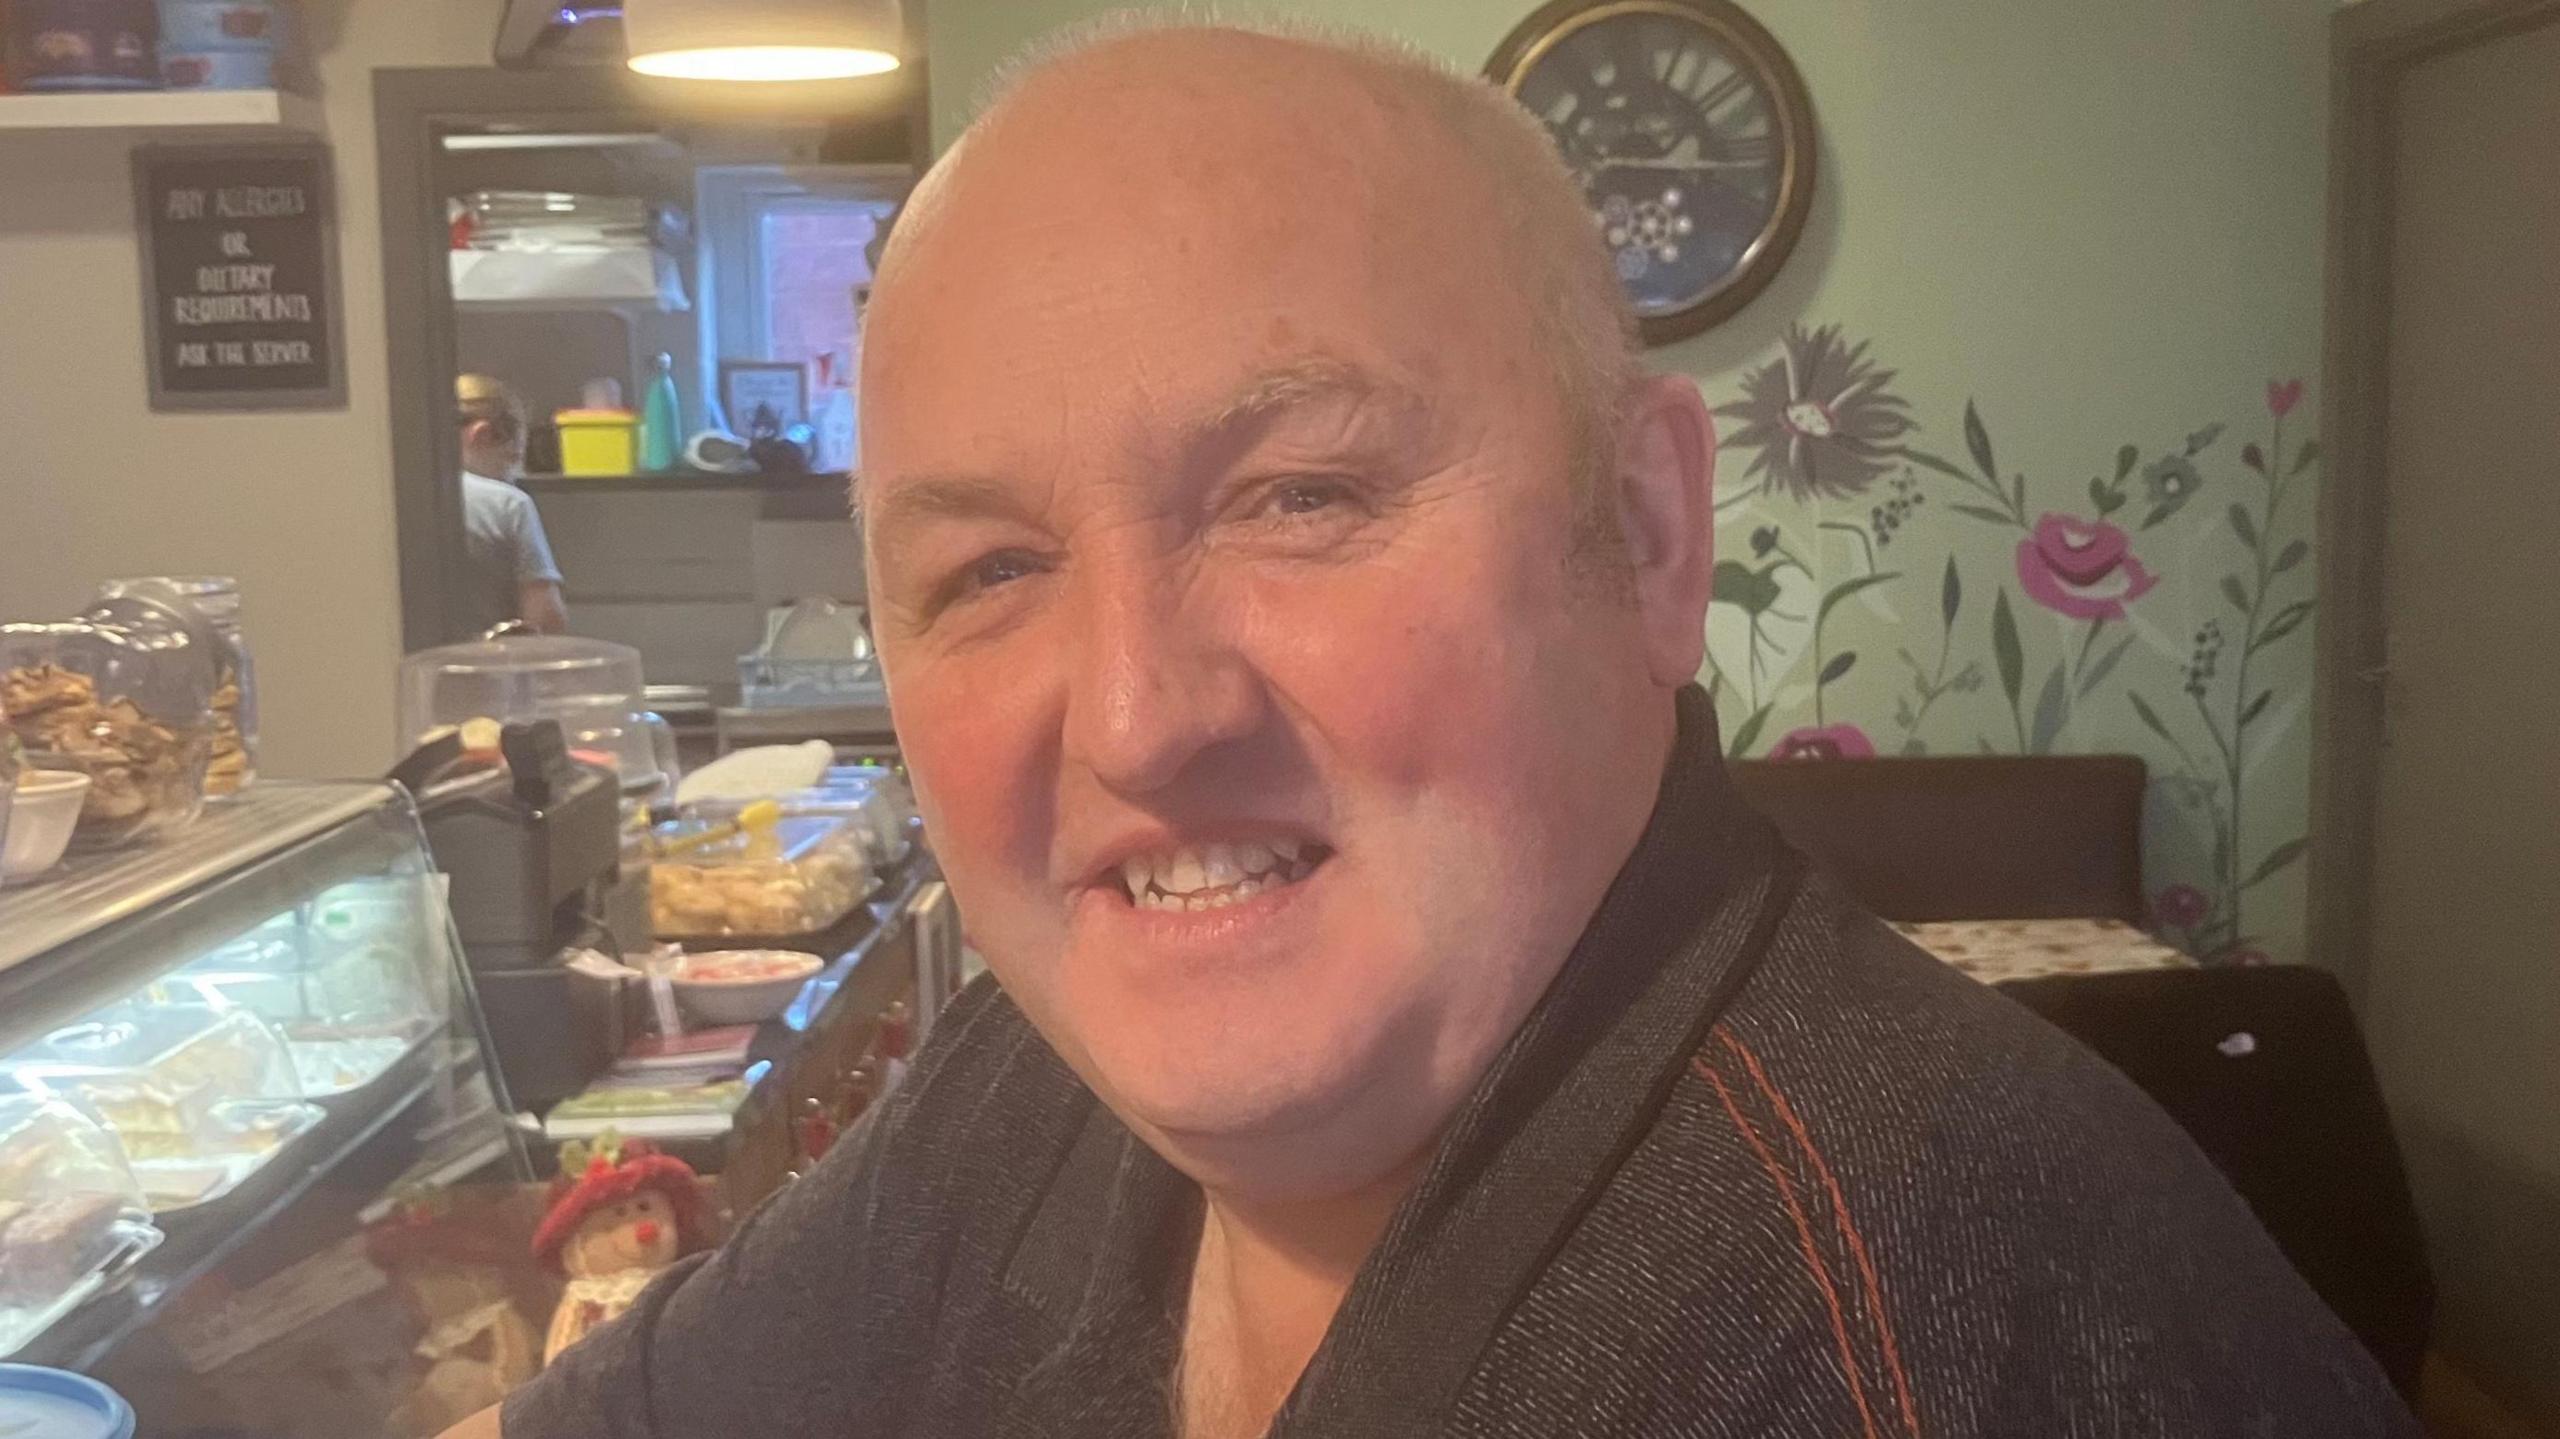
xmin=640 ymin=352 xmax=682 ymax=472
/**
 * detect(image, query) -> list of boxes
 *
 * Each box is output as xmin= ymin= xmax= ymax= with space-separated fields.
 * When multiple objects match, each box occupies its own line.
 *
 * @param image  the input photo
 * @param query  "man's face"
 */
xmin=862 ymin=55 xmax=1668 ymax=1197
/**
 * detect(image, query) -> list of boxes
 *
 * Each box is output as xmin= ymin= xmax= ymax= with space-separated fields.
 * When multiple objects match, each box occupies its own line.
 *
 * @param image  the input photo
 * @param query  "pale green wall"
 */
xmin=923 ymin=0 xmax=2333 ymax=962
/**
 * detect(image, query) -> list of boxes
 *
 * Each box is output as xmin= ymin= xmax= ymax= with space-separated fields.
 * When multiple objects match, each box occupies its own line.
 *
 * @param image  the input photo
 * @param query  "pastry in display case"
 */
xmin=0 ymin=1096 xmax=162 ymax=1360
xmin=10 ymin=1005 xmax=322 ymax=1213
xmin=0 ymin=780 xmax=527 ymax=1421
xmin=170 ymin=876 xmax=450 ymax=1098
xmin=649 ymin=811 xmax=869 ymax=944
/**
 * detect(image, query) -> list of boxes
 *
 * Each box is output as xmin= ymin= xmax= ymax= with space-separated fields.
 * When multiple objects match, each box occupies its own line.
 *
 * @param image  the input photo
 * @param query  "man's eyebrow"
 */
xmin=1189 ymin=357 xmax=1425 ymax=456
xmin=861 ymin=471 xmax=1026 ymax=541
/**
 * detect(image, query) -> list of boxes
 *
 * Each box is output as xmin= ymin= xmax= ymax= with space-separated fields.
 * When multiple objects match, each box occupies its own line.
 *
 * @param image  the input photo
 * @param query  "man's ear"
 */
xmin=1610 ymin=374 xmax=1718 ymax=686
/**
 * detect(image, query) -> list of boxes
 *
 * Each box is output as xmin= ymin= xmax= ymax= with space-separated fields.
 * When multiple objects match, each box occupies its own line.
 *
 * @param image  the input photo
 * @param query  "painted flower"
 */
xmin=1767 ymin=723 xmax=1877 ymax=761
xmin=2266 ymin=379 xmax=2304 ymax=418
xmin=2015 ymin=513 xmax=2158 ymax=620
xmin=1715 ymin=324 xmax=1916 ymax=503
xmin=2140 ymin=453 xmax=2203 ymax=525
xmin=2153 ymin=883 xmax=2210 ymax=930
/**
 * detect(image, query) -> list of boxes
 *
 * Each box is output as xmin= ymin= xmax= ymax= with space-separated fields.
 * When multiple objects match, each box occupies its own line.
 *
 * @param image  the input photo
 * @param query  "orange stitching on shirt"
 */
xmin=1696 ymin=1051 xmax=1883 ymax=1439
xmin=1719 ymin=1029 xmax=1924 ymax=1439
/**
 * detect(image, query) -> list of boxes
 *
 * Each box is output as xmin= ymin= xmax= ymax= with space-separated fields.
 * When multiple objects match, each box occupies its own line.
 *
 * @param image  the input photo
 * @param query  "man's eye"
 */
xmin=963 ymin=549 xmax=1043 ymax=593
xmin=1260 ymin=478 xmax=1355 ymax=519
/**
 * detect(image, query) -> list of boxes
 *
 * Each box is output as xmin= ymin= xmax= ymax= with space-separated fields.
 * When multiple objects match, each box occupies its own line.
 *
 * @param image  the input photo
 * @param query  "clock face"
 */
xmin=1493 ymin=0 xmax=1814 ymax=343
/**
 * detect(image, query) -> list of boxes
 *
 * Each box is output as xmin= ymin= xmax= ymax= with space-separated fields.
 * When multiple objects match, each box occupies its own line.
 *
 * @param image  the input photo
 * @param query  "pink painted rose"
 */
xmin=2015 ymin=514 xmax=2158 ymax=621
xmin=2153 ymin=883 xmax=2209 ymax=930
xmin=2266 ymin=379 xmax=2303 ymax=418
xmin=1767 ymin=723 xmax=1877 ymax=761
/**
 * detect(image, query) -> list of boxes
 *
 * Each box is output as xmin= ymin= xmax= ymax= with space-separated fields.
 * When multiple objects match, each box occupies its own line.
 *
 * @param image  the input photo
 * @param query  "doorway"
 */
xmin=2318 ymin=0 xmax=2560 ymax=1428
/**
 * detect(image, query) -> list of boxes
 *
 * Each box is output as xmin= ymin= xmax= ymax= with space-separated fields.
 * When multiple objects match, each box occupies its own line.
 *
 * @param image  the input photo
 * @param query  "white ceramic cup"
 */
xmin=3 ymin=770 xmax=95 ymax=883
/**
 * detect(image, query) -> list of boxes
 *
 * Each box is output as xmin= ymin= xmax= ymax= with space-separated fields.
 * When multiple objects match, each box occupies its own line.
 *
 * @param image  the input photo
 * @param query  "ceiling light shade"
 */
xmin=626 ymin=0 xmax=902 ymax=82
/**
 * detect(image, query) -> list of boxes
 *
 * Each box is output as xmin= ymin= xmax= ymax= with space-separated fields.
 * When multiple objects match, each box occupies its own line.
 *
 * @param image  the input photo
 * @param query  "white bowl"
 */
xmin=670 ymin=949 xmax=825 ymax=1026
xmin=3 ymin=771 xmax=92 ymax=883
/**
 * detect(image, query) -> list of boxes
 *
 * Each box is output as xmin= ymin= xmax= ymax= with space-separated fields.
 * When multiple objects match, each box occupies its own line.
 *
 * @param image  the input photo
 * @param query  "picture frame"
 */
xmin=719 ymin=359 xmax=808 ymax=440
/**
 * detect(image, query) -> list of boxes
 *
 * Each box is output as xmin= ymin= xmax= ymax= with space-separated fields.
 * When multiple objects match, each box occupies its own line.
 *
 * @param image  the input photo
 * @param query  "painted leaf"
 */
xmin=2241 ymin=689 xmax=2273 ymax=728
xmin=1819 ymin=572 xmax=1898 ymax=627
xmin=2244 ymin=837 xmax=2309 ymax=889
xmin=1711 ymin=559 xmax=1783 ymax=614
xmin=1705 ymin=561 xmax=1819 ymax=703
xmin=1992 ymin=589 xmax=2025 ymax=708
xmin=1904 ymin=449 xmax=1972 ymax=483
xmin=2229 ymin=504 xmax=2259 ymax=550
xmin=2030 ymin=665 xmax=2070 ymax=753
xmin=2222 ymin=575 xmax=2252 ymax=614
xmin=2255 ymin=601 xmax=2314 ymax=650
xmin=2114 ymin=444 xmax=2139 ymax=483
xmin=1940 ymin=556 xmax=1962 ymax=629
xmin=2011 ymin=472 xmax=2027 ymax=519
xmin=2272 ymin=539 xmax=2309 ymax=574
xmin=2185 ymin=422 xmax=2225 ymax=455
xmin=1729 ymin=703 xmax=1773 ymax=759
xmin=1950 ymin=503 xmax=2019 ymax=527
xmin=2077 ymin=632 xmax=2140 ymax=699
xmin=1820 ymin=651 xmax=1858 ymax=686
xmin=2088 ymin=477 xmax=2110 ymax=513
xmin=2291 ymin=439 xmax=2322 ymax=475
xmin=1965 ymin=400 xmax=1998 ymax=481
xmin=2129 ymin=690 xmax=2177 ymax=746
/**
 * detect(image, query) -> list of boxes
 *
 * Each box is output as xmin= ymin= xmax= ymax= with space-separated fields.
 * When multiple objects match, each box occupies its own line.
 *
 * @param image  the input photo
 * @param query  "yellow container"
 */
xmin=555 ymin=408 xmax=638 ymax=477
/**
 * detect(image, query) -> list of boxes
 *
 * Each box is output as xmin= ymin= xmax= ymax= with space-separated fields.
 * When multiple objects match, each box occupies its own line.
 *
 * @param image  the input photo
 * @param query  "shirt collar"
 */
xmin=1000 ymin=685 xmax=1797 ymax=1434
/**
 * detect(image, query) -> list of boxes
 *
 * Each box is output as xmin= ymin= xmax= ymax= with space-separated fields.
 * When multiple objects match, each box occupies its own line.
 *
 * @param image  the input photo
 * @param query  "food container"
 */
xmin=159 ymin=45 xmax=267 ymax=87
xmin=397 ymin=636 xmax=668 ymax=798
xmin=0 ymin=772 xmax=91 ymax=885
xmin=0 ymin=1096 xmax=162 ymax=1360
xmin=98 ymin=577 xmax=255 ymax=797
xmin=669 ymin=949 xmax=824 ymax=1025
xmin=0 ymin=1364 xmax=139 ymax=1437
xmin=650 ymin=812 xmax=868 ymax=944
xmin=554 ymin=408 xmax=638 ymax=477
xmin=9 ymin=1007 xmax=318 ymax=1214
xmin=7 ymin=0 xmax=160 ymax=91
xmin=156 ymin=0 xmax=276 ymax=51
xmin=2 ymin=583 xmax=219 ymax=851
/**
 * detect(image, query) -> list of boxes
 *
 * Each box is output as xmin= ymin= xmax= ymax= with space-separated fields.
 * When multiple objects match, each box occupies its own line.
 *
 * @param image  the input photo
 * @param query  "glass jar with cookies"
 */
xmin=1 ymin=581 xmax=221 ymax=851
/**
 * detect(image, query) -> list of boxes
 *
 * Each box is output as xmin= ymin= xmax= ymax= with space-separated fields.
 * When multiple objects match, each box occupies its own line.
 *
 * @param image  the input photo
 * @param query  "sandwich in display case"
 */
xmin=0 ymin=781 xmax=529 ymax=1431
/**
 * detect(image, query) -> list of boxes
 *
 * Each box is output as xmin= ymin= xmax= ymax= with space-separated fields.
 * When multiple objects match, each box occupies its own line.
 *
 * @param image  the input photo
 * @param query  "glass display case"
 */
xmin=0 ymin=782 xmax=528 ymax=1432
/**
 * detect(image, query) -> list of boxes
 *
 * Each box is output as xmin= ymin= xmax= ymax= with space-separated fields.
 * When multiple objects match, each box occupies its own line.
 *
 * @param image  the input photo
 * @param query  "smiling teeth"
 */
xmin=1123 ymin=838 xmax=1316 ymax=911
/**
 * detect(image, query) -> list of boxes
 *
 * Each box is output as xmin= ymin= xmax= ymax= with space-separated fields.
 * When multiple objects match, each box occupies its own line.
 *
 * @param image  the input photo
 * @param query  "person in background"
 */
xmin=457 ymin=373 xmax=569 ymax=637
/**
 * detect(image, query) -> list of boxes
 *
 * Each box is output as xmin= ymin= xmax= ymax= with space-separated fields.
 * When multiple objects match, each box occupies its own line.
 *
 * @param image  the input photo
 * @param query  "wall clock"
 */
xmin=1488 ymin=0 xmax=1816 ymax=346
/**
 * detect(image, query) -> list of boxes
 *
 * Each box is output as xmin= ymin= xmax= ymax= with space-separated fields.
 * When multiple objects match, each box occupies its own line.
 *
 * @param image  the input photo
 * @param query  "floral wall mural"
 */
xmin=1705 ymin=325 xmax=2318 ymax=964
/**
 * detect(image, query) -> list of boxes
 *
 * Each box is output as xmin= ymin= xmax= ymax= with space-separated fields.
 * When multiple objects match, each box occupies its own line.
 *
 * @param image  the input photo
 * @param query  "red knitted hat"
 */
xmin=531 ymin=1136 xmax=712 ymax=1270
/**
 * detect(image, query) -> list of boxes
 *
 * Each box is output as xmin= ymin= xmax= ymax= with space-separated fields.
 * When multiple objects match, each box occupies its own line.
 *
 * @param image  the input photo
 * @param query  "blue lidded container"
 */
xmin=156 ymin=0 xmax=277 ymax=91
xmin=0 ymin=1366 xmax=137 ymax=1439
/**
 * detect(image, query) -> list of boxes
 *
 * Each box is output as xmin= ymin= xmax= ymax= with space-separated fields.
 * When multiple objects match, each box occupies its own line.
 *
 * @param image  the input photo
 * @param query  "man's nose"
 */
xmin=1062 ymin=563 xmax=1266 ymax=795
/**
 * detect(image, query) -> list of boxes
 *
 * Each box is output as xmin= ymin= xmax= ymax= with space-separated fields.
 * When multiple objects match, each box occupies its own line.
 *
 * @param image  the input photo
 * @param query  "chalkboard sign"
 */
xmin=134 ymin=142 xmax=347 ymax=411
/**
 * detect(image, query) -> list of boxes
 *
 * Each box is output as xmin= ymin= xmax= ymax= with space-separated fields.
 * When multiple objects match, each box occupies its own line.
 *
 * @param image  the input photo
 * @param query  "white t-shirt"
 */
xmin=460 ymin=470 xmax=563 ymax=636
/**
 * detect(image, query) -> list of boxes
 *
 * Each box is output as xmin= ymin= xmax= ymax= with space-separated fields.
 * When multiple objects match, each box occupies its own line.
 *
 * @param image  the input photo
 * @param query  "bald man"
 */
xmin=475 ymin=21 xmax=2413 ymax=1439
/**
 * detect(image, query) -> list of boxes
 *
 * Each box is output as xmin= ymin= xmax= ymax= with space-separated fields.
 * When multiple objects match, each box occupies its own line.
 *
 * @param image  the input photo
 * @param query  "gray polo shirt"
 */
xmin=459 ymin=471 xmax=562 ymax=637
xmin=507 ymin=687 xmax=2416 ymax=1438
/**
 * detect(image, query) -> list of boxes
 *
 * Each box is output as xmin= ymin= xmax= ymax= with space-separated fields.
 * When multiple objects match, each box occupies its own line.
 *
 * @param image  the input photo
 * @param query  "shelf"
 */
xmin=0 ymin=88 xmax=321 ymax=133
xmin=0 ymin=783 xmax=393 ymax=979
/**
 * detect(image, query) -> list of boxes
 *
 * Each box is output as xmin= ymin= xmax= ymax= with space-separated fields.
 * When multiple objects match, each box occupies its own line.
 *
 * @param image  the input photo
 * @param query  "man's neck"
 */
xmin=1179 ymin=1155 xmax=1426 ymax=1439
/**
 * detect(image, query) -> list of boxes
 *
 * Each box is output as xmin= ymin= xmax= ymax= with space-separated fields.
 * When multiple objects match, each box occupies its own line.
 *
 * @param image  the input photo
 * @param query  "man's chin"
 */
xmin=1089 ymin=1043 xmax=1436 ymax=1199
